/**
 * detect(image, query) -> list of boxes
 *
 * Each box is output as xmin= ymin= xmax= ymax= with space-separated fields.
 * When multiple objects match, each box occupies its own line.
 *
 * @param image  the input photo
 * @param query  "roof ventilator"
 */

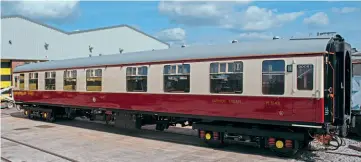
xmin=273 ymin=36 xmax=280 ymax=40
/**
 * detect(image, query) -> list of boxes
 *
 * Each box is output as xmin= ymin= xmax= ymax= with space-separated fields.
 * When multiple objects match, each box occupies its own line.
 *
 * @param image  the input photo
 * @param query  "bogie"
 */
xmin=267 ymin=138 xmax=300 ymax=157
xmin=199 ymin=130 xmax=225 ymax=148
xmin=195 ymin=122 xmax=304 ymax=157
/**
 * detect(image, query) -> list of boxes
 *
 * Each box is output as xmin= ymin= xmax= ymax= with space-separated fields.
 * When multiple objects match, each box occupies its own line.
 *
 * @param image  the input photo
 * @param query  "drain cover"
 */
xmin=13 ymin=128 xmax=30 ymax=130
xmin=35 ymin=125 xmax=55 ymax=128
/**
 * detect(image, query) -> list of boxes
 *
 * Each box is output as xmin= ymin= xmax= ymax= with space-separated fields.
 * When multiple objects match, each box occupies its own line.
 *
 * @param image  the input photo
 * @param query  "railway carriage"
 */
xmin=12 ymin=35 xmax=357 ymax=156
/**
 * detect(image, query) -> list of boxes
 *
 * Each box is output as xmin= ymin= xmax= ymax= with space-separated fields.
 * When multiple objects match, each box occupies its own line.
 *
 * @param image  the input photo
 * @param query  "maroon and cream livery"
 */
xmin=12 ymin=35 xmax=357 ymax=156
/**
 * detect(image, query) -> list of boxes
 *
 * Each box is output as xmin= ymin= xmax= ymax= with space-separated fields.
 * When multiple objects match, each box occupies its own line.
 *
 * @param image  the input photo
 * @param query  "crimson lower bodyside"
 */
xmin=14 ymin=90 xmax=324 ymax=124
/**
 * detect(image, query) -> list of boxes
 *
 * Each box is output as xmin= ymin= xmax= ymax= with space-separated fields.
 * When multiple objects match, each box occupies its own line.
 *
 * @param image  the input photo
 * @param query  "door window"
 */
xmin=297 ymin=64 xmax=314 ymax=90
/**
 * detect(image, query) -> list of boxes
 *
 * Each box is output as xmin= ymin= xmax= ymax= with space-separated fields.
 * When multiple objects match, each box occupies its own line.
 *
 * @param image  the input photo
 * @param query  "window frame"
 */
xmin=64 ymin=70 xmax=77 ymax=91
xmin=45 ymin=71 xmax=56 ymax=90
xmin=86 ymin=68 xmax=102 ymax=92
xmin=126 ymin=66 xmax=148 ymax=92
xmin=296 ymin=64 xmax=314 ymax=91
xmin=209 ymin=61 xmax=244 ymax=94
xmin=163 ymin=63 xmax=191 ymax=93
xmin=261 ymin=59 xmax=286 ymax=95
xmin=28 ymin=72 xmax=39 ymax=90
xmin=14 ymin=76 xmax=18 ymax=88
xmin=19 ymin=74 xmax=25 ymax=90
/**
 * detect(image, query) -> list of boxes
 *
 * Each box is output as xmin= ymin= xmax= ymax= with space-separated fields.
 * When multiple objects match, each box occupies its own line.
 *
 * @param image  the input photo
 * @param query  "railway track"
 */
xmin=1 ymin=136 xmax=79 ymax=162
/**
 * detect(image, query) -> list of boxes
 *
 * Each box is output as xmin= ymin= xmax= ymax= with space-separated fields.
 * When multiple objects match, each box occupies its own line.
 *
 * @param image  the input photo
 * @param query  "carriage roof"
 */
xmin=13 ymin=38 xmax=332 ymax=73
xmin=353 ymin=52 xmax=361 ymax=56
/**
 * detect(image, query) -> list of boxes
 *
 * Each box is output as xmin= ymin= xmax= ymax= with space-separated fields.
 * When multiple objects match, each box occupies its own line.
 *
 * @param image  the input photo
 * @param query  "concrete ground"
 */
xmin=1 ymin=108 xmax=359 ymax=162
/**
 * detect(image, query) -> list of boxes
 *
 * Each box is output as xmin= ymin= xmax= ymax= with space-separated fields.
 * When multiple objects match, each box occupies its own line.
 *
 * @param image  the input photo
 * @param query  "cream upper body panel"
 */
xmin=14 ymin=55 xmax=324 ymax=99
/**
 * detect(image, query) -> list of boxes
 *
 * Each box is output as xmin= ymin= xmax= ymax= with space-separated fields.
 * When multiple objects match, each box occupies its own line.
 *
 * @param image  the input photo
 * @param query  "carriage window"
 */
xmin=297 ymin=64 xmax=314 ymax=90
xmin=29 ymin=73 xmax=38 ymax=90
xmin=45 ymin=72 xmax=56 ymax=90
xmin=220 ymin=63 xmax=226 ymax=72
xmin=262 ymin=60 xmax=285 ymax=95
xmin=210 ymin=61 xmax=243 ymax=94
xmin=126 ymin=66 xmax=148 ymax=92
xmin=164 ymin=64 xmax=190 ymax=93
xmin=64 ymin=70 xmax=77 ymax=91
xmin=86 ymin=69 xmax=102 ymax=91
xmin=210 ymin=63 xmax=219 ymax=73
xmin=14 ymin=76 xmax=18 ymax=88
xmin=19 ymin=74 xmax=25 ymax=90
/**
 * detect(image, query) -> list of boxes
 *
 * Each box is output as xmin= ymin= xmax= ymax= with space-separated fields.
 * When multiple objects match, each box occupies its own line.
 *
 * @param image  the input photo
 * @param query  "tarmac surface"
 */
xmin=1 ymin=108 xmax=360 ymax=162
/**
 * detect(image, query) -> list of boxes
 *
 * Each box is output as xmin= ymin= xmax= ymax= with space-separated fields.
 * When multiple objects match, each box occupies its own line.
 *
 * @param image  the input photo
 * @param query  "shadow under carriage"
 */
xmin=8 ymin=111 xmax=314 ymax=161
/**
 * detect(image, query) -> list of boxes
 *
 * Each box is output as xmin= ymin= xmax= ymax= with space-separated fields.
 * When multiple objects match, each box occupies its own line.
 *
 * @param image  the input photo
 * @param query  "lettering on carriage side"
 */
xmin=212 ymin=99 xmax=242 ymax=104
xmin=28 ymin=91 xmax=35 ymax=96
xmin=325 ymin=106 xmax=329 ymax=115
xmin=265 ymin=101 xmax=281 ymax=106
xmin=228 ymin=99 xmax=242 ymax=104
xmin=14 ymin=91 xmax=27 ymax=96
xmin=212 ymin=99 xmax=226 ymax=104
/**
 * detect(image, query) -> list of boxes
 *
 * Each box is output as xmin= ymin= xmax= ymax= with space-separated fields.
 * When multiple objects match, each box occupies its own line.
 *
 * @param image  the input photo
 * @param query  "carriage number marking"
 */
xmin=265 ymin=101 xmax=281 ymax=106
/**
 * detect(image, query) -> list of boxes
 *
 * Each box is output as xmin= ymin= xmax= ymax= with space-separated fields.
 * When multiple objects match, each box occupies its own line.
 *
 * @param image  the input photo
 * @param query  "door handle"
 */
xmin=313 ymin=90 xmax=321 ymax=100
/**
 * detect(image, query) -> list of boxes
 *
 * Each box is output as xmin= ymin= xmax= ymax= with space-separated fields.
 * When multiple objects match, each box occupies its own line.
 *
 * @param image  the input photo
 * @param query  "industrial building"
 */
xmin=1 ymin=15 xmax=169 ymax=93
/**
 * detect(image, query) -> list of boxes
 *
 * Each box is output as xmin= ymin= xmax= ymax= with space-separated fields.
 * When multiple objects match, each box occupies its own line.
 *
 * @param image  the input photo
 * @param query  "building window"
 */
xmin=29 ymin=73 xmax=38 ymax=90
xmin=163 ymin=64 xmax=190 ymax=93
xmin=262 ymin=60 xmax=285 ymax=95
xmin=64 ymin=70 xmax=77 ymax=91
xmin=19 ymin=74 xmax=24 ymax=90
xmin=86 ymin=69 xmax=102 ymax=91
xmin=210 ymin=61 xmax=243 ymax=94
xmin=45 ymin=72 xmax=56 ymax=90
xmin=126 ymin=66 xmax=148 ymax=92
xmin=297 ymin=64 xmax=314 ymax=90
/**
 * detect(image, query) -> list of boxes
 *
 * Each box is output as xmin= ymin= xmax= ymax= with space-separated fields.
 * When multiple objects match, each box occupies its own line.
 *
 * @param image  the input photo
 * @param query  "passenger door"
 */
xmin=292 ymin=58 xmax=319 ymax=122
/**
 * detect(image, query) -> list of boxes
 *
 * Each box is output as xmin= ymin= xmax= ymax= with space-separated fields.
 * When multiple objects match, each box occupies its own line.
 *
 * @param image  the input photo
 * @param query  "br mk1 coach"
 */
xmin=12 ymin=35 xmax=355 ymax=156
